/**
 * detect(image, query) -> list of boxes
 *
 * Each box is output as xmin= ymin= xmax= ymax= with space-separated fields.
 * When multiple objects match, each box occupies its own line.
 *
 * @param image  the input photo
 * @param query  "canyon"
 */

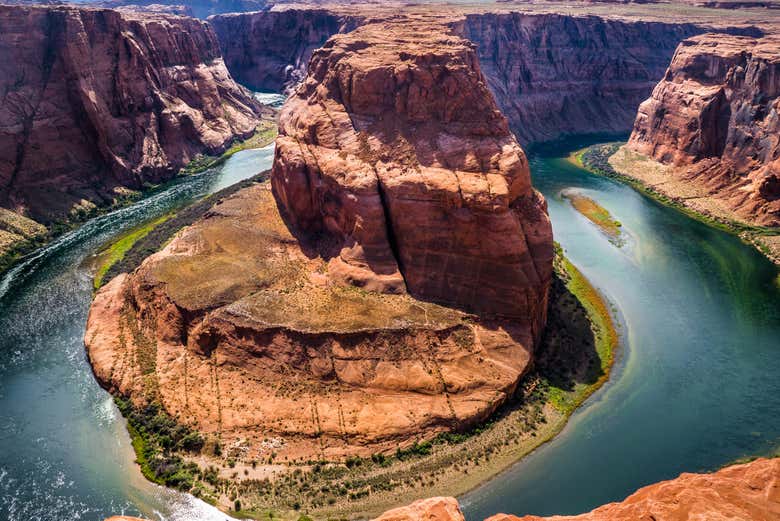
xmin=376 ymin=457 xmax=780 ymax=521
xmin=0 ymin=3 xmax=264 ymax=263
xmin=209 ymin=7 xmax=764 ymax=145
xmin=623 ymin=33 xmax=780 ymax=228
xmin=85 ymin=17 xmax=553 ymax=463
xmin=0 ymin=0 xmax=774 ymax=519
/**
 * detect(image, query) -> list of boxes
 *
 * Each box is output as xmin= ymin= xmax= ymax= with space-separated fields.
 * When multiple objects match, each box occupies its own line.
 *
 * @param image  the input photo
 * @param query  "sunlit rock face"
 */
xmin=86 ymin=18 xmax=553 ymax=462
xmin=373 ymin=458 xmax=780 ymax=521
xmin=0 ymin=4 xmax=262 ymax=222
xmin=628 ymin=33 xmax=780 ymax=226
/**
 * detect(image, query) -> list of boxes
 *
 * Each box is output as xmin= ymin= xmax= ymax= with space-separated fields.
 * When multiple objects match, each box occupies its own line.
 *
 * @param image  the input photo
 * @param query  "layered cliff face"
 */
xmin=0 ymin=5 xmax=262 ymax=223
xmin=211 ymin=9 xmax=760 ymax=146
xmin=272 ymin=20 xmax=553 ymax=322
xmin=626 ymin=34 xmax=780 ymax=227
xmin=86 ymin=19 xmax=552 ymax=461
xmin=374 ymin=458 xmax=780 ymax=521
xmin=209 ymin=9 xmax=362 ymax=94
xmin=455 ymin=14 xmax=758 ymax=145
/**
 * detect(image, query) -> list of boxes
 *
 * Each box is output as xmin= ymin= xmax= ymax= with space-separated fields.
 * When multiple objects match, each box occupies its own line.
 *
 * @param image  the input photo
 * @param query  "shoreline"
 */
xmin=107 ymin=230 xmax=620 ymax=520
xmin=0 ymin=121 xmax=277 ymax=284
xmin=568 ymin=143 xmax=780 ymax=266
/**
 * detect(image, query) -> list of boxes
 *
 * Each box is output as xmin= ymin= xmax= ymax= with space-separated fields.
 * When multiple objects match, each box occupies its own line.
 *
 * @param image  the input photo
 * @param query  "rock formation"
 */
xmin=455 ymin=14 xmax=721 ymax=145
xmin=209 ymin=9 xmax=362 ymax=94
xmin=0 ymin=4 xmax=263 ymax=223
xmin=626 ymin=34 xmax=780 ymax=227
xmin=273 ymin=20 xmax=553 ymax=321
xmin=211 ymin=8 xmax=762 ymax=146
xmin=85 ymin=19 xmax=552 ymax=461
xmin=372 ymin=457 xmax=780 ymax=521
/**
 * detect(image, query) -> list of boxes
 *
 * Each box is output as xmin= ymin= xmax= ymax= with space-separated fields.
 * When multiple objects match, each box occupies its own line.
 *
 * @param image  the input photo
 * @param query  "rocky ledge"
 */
xmin=85 ymin=18 xmax=553 ymax=462
xmin=625 ymin=33 xmax=780 ymax=228
xmin=0 ymin=4 xmax=263 ymax=224
xmin=376 ymin=457 xmax=780 ymax=521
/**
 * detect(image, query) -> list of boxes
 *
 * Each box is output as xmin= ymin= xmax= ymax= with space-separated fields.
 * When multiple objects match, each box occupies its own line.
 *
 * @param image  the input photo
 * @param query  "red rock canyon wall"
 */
xmin=627 ymin=34 xmax=780 ymax=226
xmin=0 ymin=4 xmax=262 ymax=223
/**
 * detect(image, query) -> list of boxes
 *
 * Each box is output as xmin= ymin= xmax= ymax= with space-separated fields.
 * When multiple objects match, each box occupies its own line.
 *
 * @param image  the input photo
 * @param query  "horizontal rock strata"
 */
xmin=0 ymin=4 xmax=263 ymax=223
xmin=210 ymin=8 xmax=761 ymax=145
xmin=627 ymin=33 xmax=780 ymax=227
xmin=86 ymin=18 xmax=553 ymax=461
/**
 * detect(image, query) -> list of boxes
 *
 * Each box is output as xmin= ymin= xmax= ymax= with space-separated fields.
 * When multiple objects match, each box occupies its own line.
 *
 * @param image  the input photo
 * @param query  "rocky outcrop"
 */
xmin=373 ymin=458 xmax=780 ymax=521
xmin=209 ymin=9 xmax=362 ymax=94
xmin=456 ymin=13 xmax=761 ymax=145
xmin=627 ymin=34 xmax=780 ymax=227
xmin=272 ymin=20 xmax=553 ymax=322
xmin=86 ymin=19 xmax=552 ymax=461
xmin=0 ymin=4 xmax=262 ymax=223
xmin=374 ymin=497 xmax=465 ymax=521
xmin=210 ymin=8 xmax=760 ymax=146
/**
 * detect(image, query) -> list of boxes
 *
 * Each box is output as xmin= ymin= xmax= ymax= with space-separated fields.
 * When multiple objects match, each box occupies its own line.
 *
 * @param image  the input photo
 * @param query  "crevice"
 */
xmin=375 ymin=177 xmax=408 ymax=285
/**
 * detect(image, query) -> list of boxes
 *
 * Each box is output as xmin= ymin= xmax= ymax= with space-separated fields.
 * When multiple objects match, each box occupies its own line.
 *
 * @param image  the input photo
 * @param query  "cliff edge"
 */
xmin=0 ymin=4 xmax=263 ymax=224
xmin=85 ymin=18 xmax=553 ymax=462
xmin=625 ymin=33 xmax=780 ymax=228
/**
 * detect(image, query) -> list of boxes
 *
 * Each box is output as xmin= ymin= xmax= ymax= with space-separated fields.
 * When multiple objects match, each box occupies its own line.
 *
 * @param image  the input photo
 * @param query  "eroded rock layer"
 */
xmin=373 ymin=458 xmax=780 ymax=521
xmin=209 ymin=9 xmax=363 ymax=93
xmin=86 ymin=19 xmax=552 ymax=461
xmin=210 ymin=8 xmax=761 ymax=145
xmin=0 ymin=4 xmax=262 ymax=223
xmin=627 ymin=34 xmax=780 ymax=226
xmin=272 ymin=20 xmax=554 ymax=323
xmin=456 ymin=14 xmax=713 ymax=145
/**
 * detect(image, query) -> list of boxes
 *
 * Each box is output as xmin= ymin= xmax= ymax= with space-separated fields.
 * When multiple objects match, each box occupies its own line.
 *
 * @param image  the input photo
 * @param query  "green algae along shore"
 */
xmin=96 ymin=209 xmax=619 ymax=519
xmin=570 ymin=143 xmax=780 ymax=265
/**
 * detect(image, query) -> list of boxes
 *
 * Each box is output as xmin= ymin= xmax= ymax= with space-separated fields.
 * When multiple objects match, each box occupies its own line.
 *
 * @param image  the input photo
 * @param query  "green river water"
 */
xmin=0 ymin=139 xmax=777 ymax=520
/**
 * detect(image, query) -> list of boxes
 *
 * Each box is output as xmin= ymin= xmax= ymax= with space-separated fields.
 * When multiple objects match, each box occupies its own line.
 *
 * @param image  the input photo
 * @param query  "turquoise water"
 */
xmin=0 ymin=145 xmax=274 ymax=521
xmin=0 ymin=139 xmax=777 ymax=520
xmin=461 ymin=144 xmax=780 ymax=518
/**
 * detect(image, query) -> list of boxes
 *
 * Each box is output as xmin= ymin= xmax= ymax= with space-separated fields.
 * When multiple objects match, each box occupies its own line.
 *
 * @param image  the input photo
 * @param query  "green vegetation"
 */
xmin=115 ymin=397 xmax=208 ymax=495
xmin=182 ymin=121 xmax=277 ymax=175
xmin=542 ymin=243 xmax=618 ymax=414
xmin=575 ymin=143 xmax=780 ymax=262
xmin=1 ymin=120 xmax=277 ymax=280
xmin=561 ymin=189 xmax=624 ymax=246
xmin=93 ymin=215 xmax=171 ymax=290
xmin=95 ymin=172 xmax=270 ymax=289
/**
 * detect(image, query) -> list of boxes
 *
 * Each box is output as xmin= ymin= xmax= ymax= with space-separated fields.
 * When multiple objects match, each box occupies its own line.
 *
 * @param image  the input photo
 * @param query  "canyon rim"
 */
xmin=0 ymin=0 xmax=777 ymax=520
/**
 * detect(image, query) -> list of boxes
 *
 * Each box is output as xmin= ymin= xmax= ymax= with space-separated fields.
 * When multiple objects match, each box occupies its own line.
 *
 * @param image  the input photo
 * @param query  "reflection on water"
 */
xmin=0 ymin=145 xmax=274 ymax=521
xmin=461 ymin=143 xmax=780 ymax=518
xmin=1 ymin=137 xmax=778 ymax=521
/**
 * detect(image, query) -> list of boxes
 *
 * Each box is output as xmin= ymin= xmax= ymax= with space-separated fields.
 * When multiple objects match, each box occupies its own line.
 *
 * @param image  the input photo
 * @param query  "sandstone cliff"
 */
xmin=455 ymin=14 xmax=712 ymax=145
xmin=210 ymin=9 xmax=760 ymax=145
xmin=0 ymin=4 xmax=262 ymax=223
xmin=85 ymin=19 xmax=552 ymax=461
xmin=273 ymin=20 xmax=553 ymax=323
xmin=373 ymin=457 xmax=780 ymax=521
xmin=626 ymin=33 xmax=780 ymax=227
xmin=209 ymin=9 xmax=362 ymax=94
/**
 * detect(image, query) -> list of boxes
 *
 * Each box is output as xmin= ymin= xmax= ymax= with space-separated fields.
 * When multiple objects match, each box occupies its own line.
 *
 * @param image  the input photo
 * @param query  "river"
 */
xmin=461 ymin=141 xmax=780 ymax=518
xmin=0 ymin=145 xmax=274 ymax=521
xmin=0 ymin=140 xmax=777 ymax=521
